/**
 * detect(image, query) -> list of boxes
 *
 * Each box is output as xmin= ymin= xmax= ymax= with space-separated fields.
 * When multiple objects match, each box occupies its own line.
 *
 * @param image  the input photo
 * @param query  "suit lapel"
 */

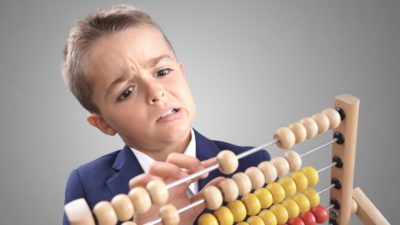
xmin=106 ymin=146 xmax=144 ymax=195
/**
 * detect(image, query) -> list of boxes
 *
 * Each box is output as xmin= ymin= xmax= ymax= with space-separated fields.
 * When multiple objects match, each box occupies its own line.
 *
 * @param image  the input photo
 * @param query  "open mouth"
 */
xmin=158 ymin=108 xmax=181 ymax=121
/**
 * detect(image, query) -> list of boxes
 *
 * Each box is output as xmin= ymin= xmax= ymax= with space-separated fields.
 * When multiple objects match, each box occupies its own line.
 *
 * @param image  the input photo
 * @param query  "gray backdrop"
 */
xmin=0 ymin=0 xmax=399 ymax=224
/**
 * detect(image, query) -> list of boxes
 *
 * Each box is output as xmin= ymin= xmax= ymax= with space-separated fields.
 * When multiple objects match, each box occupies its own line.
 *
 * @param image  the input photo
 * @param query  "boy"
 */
xmin=62 ymin=4 xmax=270 ymax=225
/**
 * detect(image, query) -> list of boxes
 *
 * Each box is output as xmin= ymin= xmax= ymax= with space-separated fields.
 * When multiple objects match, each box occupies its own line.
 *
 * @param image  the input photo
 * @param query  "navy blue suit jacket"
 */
xmin=63 ymin=130 xmax=270 ymax=225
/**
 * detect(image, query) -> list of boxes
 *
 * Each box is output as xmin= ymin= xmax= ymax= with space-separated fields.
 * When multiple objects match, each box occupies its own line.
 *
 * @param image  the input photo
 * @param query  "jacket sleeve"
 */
xmin=63 ymin=169 xmax=86 ymax=225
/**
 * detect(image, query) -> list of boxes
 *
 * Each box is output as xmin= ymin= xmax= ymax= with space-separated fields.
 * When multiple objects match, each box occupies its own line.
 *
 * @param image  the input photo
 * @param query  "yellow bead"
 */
xmin=300 ymin=166 xmax=319 ymax=186
xmin=277 ymin=177 xmax=297 ymax=197
xmin=266 ymin=182 xmax=286 ymax=204
xmin=242 ymin=193 xmax=262 ymax=216
xmin=281 ymin=199 xmax=300 ymax=219
xmin=258 ymin=210 xmax=278 ymax=225
xmin=198 ymin=213 xmax=219 ymax=225
xmin=247 ymin=216 xmax=265 ymax=225
xmin=215 ymin=206 xmax=234 ymax=225
xmin=292 ymin=194 xmax=310 ymax=213
xmin=269 ymin=204 xmax=289 ymax=224
xmin=254 ymin=188 xmax=273 ymax=209
xmin=291 ymin=171 xmax=309 ymax=192
xmin=227 ymin=200 xmax=247 ymax=222
xmin=237 ymin=222 xmax=250 ymax=225
xmin=304 ymin=189 xmax=320 ymax=208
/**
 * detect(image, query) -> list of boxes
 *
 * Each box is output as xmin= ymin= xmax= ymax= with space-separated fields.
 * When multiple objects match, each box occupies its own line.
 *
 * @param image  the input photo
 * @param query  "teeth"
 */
xmin=161 ymin=109 xmax=175 ymax=117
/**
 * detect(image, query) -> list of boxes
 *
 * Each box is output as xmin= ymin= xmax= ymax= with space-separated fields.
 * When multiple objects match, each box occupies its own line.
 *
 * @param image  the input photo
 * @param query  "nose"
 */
xmin=144 ymin=80 xmax=166 ymax=104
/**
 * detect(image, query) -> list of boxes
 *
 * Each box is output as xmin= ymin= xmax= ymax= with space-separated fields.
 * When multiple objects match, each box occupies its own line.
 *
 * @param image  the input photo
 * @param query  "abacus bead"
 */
xmin=215 ymin=206 xmax=234 ymax=225
xmin=258 ymin=210 xmax=278 ymax=225
xmin=258 ymin=161 xmax=278 ymax=184
xmin=93 ymin=201 xmax=118 ymax=225
xmin=273 ymin=127 xmax=296 ymax=149
xmin=242 ymin=193 xmax=262 ymax=216
xmin=121 ymin=222 xmax=137 ymax=225
xmin=300 ymin=211 xmax=317 ymax=225
xmin=159 ymin=204 xmax=179 ymax=225
xmin=198 ymin=213 xmax=219 ymax=225
xmin=227 ymin=200 xmax=247 ymax=222
xmin=254 ymin=188 xmax=273 ymax=209
xmin=270 ymin=204 xmax=289 ymax=224
xmin=217 ymin=150 xmax=239 ymax=174
xmin=292 ymin=194 xmax=311 ymax=213
xmin=310 ymin=205 xmax=328 ymax=224
xmin=271 ymin=156 xmax=290 ymax=177
xmin=245 ymin=167 xmax=266 ymax=189
xmin=218 ymin=178 xmax=239 ymax=202
xmin=128 ymin=187 xmax=151 ymax=214
xmin=284 ymin=150 xmax=302 ymax=172
xmin=203 ymin=185 xmax=223 ymax=210
xmin=64 ymin=199 xmax=95 ymax=225
xmin=232 ymin=172 xmax=252 ymax=196
xmin=146 ymin=179 xmax=168 ymax=205
xmin=278 ymin=177 xmax=297 ymax=198
xmin=266 ymin=182 xmax=286 ymax=204
xmin=312 ymin=113 xmax=330 ymax=134
xmin=247 ymin=216 xmax=266 ymax=225
xmin=322 ymin=108 xmax=341 ymax=129
xmin=300 ymin=118 xmax=318 ymax=139
xmin=237 ymin=223 xmax=250 ymax=225
xmin=281 ymin=199 xmax=300 ymax=219
xmin=291 ymin=172 xmax=309 ymax=192
xmin=287 ymin=217 xmax=305 ymax=225
xmin=303 ymin=189 xmax=320 ymax=208
xmin=289 ymin=122 xmax=307 ymax=144
xmin=111 ymin=194 xmax=134 ymax=221
xmin=352 ymin=199 xmax=359 ymax=214
xmin=300 ymin=167 xmax=319 ymax=186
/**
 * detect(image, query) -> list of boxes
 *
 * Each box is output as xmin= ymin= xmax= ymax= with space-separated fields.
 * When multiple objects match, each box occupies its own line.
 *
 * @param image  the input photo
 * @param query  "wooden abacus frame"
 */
xmin=64 ymin=94 xmax=390 ymax=225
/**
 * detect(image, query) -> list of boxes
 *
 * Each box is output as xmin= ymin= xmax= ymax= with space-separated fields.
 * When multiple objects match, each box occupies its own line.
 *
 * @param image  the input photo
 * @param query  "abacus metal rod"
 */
xmin=317 ymin=162 xmax=337 ymax=173
xmin=318 ymin=184 xmax=336 ymax=195
xmin=300 ymin=138 xmax=337 ymax=158
xmin=166 ymin=139 xmax=278 ymax=189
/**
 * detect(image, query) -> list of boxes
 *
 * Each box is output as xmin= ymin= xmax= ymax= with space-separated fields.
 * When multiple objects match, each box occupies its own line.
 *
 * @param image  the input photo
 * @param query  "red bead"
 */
xmin=287 ymin=217 xmax=305 ymax=225
xmin=311 ymin=205 xmax=328 ymax=224
xmin=300 ymin=211 xmax=316 ymax=225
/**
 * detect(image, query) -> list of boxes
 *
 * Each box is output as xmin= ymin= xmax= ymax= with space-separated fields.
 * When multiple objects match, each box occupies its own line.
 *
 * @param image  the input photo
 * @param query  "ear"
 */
xmin=87 ymin=113 xmax=116 ymax=136
xmin=178 ymin=63 xmax=185 ymax=76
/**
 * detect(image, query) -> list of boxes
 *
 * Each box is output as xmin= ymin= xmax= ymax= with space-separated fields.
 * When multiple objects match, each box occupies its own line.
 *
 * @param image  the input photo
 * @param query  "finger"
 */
xmin=128 ymin=173 xmax=154 ymax=189
xmin=149 ymin=161 xmax=186 ymax=181
xmin=166 ymin=153 xmax=203 ymax=173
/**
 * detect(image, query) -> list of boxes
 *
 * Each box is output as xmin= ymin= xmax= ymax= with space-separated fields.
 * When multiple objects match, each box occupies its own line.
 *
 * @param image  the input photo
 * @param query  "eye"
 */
xmin=118 ymin=86 xmax=134 ymax=101
xmin=156 ymin=68 xmax=172 ymax=77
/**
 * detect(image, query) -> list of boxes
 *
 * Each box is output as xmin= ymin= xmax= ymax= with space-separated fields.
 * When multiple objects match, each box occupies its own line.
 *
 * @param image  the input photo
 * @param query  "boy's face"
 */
xmin=86 ymin=25 xmax=196 ymax=153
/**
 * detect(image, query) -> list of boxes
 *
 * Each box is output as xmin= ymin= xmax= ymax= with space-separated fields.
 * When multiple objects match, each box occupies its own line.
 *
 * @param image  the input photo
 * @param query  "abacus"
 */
xmin=64 ymin=94 xmax=389 ymax=225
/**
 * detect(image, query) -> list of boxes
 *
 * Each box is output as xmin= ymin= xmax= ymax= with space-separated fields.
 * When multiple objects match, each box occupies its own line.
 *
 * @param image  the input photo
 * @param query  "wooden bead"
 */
xmin=352 ymin=199 xmax=358 ymax=214
xmin=111 ymin=194 xmax=134 ymax=221
xmin=159 ymin=204 xmax=180 ymax=225
xmin=121 ymin=222 xmax=137 ymax=225
xmin=281 ymin=199 xmax=300 ymax=219
xmin=242 ymin=193 xmax=262 ymax=216
xmin=271 ymin=156 xmax=290 ymax=177
xmin=146 ymin=179 xmax=168 ymax=205
xmin=93 ymin=201 xmax=118 ymax=225
xmin=198 ymin=213 xmax=219 ymax=225
xmin=245 ymin=167 xmax=266 ymax=189
xmin=218 ymin=178 xmax=239 ymax=202
xmin=128 ymin=187 xmax=152 ymax=214
xmin=258 ymin=209 xmax=278 ymax=225
xmin=266 ymin=182 xmax=286 ymax=204
xmin=203 ymin=185 xmax=223 ymax=210
xmin=312 ymin=113 xmax=330 ymax=134
xmin=303 ymin=189 xmax=320 ymax=208
xmin=237 ymin=222 xmax=250 ymax=225
xmin=292 ymin=194 xmax=311 ymax=213
xmin=284 ymin=150 xmax=302 ymax=172
xmin=227 ymin=200 xmax=247 ymax=222
xmin=215 ymin=206 xmax=234 ymax=225
xmin=232 ymin=172 xmax=252 ymax=196
xmin=300 ymin=166 xmax=319 ymax=186
xmin=322 ymin=108 xmax=341 ymax=129
xmin=254 ymin=188 xmax=273 ymax=209
xmin=277 ymin=177 xmax=297 ymax=198
xmin=257 ymin=161 xmax=278 ymax=184
xmin=273 ymin=127 xmax=296 ymax=149
xmin=291 ymin=171 xmax=309 ymax=192
xmin=300 ymin=118 xmax=318 ymax=139
xmin=289 ymin=122 xmax=307 ymax=144
xmin=247 ymin=216 xmax=265 ymax=225
xmin=64 ymin=198 xmax=95 ymax=225
xmin=270 ymin=204 xmax=289 ymax=224
xmin=217 ymin=150 xmax=239 ymax=174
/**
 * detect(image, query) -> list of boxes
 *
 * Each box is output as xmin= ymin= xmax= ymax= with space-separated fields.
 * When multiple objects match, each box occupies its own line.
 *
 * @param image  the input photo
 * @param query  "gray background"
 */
xmin=0 ymin=0 xmax=399 ymax=224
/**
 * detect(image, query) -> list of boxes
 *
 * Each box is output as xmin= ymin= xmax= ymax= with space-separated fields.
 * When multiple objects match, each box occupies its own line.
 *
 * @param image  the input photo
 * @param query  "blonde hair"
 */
xmin=62 ymin=5 xmax=173 ymax=113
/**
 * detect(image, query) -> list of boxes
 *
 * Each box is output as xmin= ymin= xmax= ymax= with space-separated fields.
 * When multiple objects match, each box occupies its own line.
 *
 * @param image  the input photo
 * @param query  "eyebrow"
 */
xmin=147 ymin=54 xmax=173 ymax=67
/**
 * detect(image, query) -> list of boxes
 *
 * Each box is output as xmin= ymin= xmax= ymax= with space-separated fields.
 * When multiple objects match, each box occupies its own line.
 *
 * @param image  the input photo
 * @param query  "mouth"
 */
xmin=157 ymin=108 xmax=181 ymax=122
